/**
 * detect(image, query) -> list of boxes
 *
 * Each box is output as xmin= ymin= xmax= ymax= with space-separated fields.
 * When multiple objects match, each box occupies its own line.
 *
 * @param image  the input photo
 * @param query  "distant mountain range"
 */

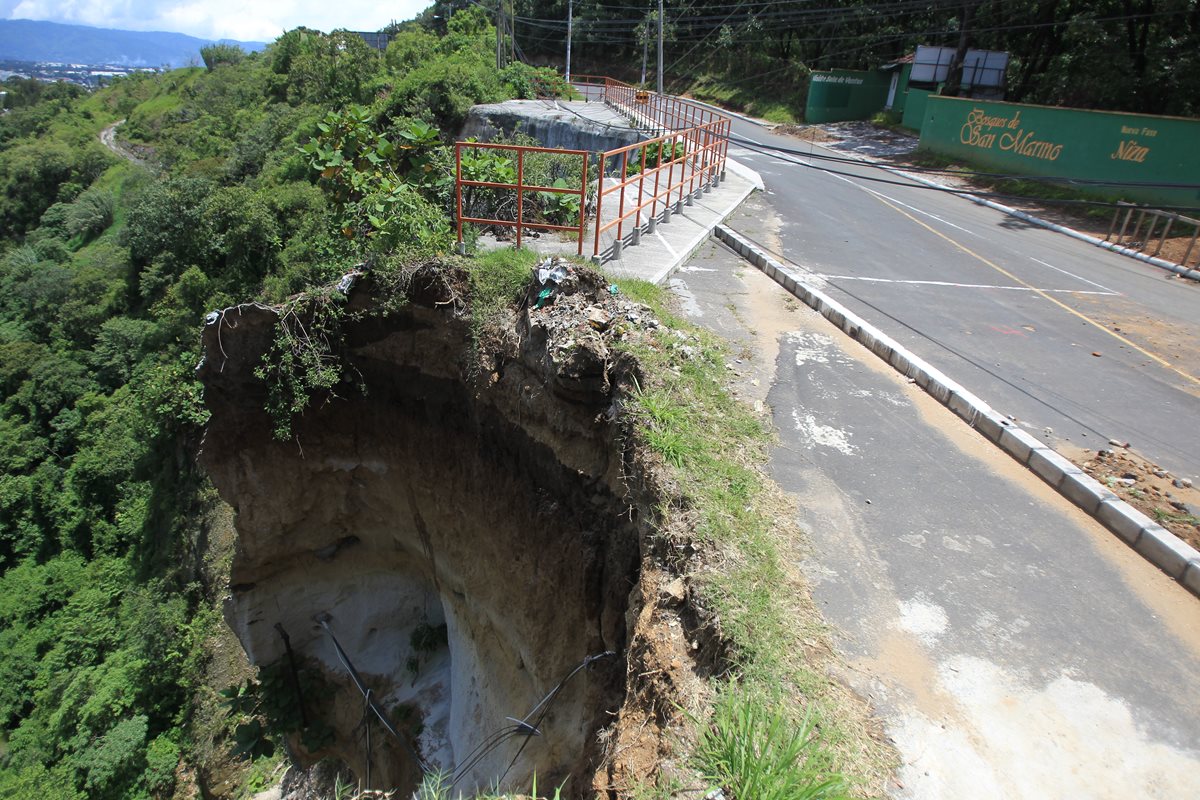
xmin=0 ymin=19 xmax=266 ymax=68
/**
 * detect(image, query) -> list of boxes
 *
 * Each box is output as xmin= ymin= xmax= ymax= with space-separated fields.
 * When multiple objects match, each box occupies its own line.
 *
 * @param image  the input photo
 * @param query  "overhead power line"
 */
xmin=726 ymin=133 xmax=1200 ymax=192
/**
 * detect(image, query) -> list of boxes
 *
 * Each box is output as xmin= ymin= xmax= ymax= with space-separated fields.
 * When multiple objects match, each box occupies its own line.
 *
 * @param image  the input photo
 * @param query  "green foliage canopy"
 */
xmin=0 ymin=12 xmax=551 ymax=798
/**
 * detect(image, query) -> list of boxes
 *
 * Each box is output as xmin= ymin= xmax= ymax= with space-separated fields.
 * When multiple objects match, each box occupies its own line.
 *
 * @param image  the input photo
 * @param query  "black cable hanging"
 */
xmin=449 ymin=650 xmax=617 ymax=791
xmin=315 ymin=615 xmax=430 ymax=775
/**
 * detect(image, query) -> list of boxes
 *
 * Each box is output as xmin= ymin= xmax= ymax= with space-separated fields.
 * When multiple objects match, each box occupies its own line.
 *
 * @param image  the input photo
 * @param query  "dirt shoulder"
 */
xmin=1062 ymin=444 xmax=1200 ymax=551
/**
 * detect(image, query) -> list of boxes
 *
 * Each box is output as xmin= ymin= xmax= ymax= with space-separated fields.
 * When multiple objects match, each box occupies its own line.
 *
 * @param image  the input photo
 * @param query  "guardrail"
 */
xmin=454 ymin=142 xmax=590 ymax=255
xmin=1106 ymin=202 xmax=1200 ymax=268
xmin=453 ymin=75 xmax=732 ymax=261
xmin=591 ymin=77 xmax=730 ymax=259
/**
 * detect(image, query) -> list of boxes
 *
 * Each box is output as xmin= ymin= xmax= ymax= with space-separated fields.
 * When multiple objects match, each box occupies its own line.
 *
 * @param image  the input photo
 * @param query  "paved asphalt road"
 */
xmin=672 ymin=239 xmax=1200 ymax=799
xmin=721 ymin=118 xmax=1200 ymax=480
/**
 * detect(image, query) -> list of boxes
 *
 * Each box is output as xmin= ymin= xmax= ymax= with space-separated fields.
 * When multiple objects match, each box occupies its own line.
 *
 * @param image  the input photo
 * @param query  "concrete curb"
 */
xmin=714 ymin=224 xmax=1200 ymax=598
xmin=726 ymin=158 xmax=765 ymax=192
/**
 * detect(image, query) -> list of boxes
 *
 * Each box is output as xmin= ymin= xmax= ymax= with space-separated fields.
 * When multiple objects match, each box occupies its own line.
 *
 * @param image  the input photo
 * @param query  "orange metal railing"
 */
xmin=453 ymin=74 xmax=732 ymax=261
xmin=590 ymin=78 xmax=730 ymax=259
xmin=455 ymin=141 xmax=590 ymax=255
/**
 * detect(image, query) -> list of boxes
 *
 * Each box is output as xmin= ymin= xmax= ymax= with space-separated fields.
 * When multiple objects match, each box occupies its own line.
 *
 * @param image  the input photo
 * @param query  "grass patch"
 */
xmin=869 ymin=111 xmax=905 ymax=131
xmin=695 ymin=688 xmax=849 ymax=800
xmin=1152 ymin=506 xmax=1200 ymax=526
xmin=465 ymin=247 xmax=539 ymax=346
xmin=414 ymin=770 xmax=564 ymax=799
xmin=615 ymin=278 xmax=784 ymax=685
xmin=678 ymin=72 xmax=806 ymax=124
xmin=467 ymin=248 xmax=538 ymax=316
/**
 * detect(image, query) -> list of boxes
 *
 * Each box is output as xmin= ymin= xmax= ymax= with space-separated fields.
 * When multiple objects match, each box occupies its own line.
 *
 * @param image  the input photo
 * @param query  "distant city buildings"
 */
xmin=0 ymin=59 xmax=160 ymax=89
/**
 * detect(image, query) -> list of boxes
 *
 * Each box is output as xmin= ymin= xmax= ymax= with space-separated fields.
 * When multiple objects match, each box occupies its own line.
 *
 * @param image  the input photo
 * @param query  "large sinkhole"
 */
xmin=198 ymin=266 xmax=643 ymax=796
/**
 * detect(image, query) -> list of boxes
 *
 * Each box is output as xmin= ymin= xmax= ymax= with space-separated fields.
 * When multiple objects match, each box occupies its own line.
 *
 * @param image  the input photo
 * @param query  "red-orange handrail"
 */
xmin=591 ymin=119 xmax=728 ymax=257
xmin=455 ymin=142 xmax=590 ymax=254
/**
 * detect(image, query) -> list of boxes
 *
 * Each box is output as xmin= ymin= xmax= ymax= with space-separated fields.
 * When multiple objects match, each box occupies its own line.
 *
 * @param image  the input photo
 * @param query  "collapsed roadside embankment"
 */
xmin=196 ymin=259 xmax=729 ymax=797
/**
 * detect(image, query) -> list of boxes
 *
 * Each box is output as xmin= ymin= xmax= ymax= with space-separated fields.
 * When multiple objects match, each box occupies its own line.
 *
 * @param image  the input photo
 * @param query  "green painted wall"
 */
xmin=901 ymin=87 xmax=933 ymax=132
xmin=896 ymin=66 xmax=912 ymax=113
xmin=887 ymin=64 xmax=912 ymax=117
xmin=805 ymin=69 xmax=890 ymax=124
xmin=919 ymin=96 xmax=1200 ymax=208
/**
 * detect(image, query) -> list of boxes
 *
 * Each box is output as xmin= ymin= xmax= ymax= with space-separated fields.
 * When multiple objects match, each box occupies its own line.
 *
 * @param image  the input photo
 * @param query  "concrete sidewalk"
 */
xmin=596 ymin=168 xmax=758 ymax=284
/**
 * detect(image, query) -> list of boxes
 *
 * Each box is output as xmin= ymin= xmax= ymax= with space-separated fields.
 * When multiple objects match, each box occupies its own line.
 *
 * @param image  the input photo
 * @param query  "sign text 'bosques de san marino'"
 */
xmin=960 ymin=108 xmax=1064 ymax=162
xmin=919 ymin=95 xmax=1200 ymax=208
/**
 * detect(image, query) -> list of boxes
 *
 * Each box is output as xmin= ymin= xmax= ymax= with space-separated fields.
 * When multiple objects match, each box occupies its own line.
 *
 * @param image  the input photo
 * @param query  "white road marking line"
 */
xmin=809 ymin=274 xmax=1117 ymax=295
xmin=858 ymin=186 xmax=980 ymax=237
xmin=1030 ymin=257 xmax=1119 ymax=294
xmin=654 ymin=230 xmax=680 ymax=260
xmin=739 ymin=129 xmax=1122 ymax=299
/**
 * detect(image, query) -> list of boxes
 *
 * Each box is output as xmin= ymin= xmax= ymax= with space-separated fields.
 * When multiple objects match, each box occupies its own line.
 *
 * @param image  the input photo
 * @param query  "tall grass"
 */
xmin=696 ymin=689 xmax=849 ymax=800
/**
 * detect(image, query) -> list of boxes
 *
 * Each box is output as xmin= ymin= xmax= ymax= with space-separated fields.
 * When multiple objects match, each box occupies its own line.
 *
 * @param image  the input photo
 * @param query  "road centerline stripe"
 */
xmin=810 ymin=274 xmax=1116 ymax=295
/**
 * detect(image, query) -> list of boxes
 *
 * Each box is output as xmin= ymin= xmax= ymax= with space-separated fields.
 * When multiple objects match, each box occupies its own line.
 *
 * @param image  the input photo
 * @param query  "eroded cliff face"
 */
xmin=197 ymin=265 xmax=651 ymax=795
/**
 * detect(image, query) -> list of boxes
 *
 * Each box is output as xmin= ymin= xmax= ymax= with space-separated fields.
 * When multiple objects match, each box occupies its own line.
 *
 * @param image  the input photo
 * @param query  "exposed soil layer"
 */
xmin=773 ymin=123 xmax=841 ymax=144
xmin=197 ymin=262 xmax=720 ymax=797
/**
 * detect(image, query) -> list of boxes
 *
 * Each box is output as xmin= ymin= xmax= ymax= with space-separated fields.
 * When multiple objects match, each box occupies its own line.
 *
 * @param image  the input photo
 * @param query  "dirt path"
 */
xmin=99 ymin=120 xmax=151 ymax=169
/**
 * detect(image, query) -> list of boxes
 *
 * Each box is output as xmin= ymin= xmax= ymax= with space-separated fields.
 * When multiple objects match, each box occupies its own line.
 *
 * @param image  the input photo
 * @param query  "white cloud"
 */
xmin=7 ymin=0 xmax=431 ymax=42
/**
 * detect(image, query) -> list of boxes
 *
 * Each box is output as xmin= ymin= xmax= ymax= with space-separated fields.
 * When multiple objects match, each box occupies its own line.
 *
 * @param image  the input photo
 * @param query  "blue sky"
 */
xmin=1 ymin=0 xmax=431 ymax=42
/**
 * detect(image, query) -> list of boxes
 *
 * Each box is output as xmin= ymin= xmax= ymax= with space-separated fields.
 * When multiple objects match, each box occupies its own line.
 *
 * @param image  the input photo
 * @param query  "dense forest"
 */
xmin=0 ymin=9 xmax=557 ymax=798
xmin=430 ymin=0 xmax=1200 ymax=118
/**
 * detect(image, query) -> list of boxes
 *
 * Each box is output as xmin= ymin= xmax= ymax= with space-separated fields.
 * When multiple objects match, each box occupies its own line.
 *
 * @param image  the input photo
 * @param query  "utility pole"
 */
xmin=566 ymin=0 xmax=573 ymax=82
xmin=495 ymin=0 xmax=503 ymax=69
xmin=641 ymin=35 xmax=648 ymax=85
xmin=657 ymin=0 xmax=664 ymax=95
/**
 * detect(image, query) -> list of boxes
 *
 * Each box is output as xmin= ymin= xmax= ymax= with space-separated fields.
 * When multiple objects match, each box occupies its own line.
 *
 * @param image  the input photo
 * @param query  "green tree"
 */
xmin=200 ymin=42 xmax=246 ymax=71
xmin=66 ymin=187 xmax=115 ymax=241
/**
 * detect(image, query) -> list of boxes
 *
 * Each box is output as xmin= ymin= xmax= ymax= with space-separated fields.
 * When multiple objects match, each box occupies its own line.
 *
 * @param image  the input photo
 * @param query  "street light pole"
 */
xmin=495 ymin=0 xmax=503 ymax=69
xmin=657 ymin=0 xmax=664 ymax=95
xmin=566 ymin=0 xmax=573 ymax=82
